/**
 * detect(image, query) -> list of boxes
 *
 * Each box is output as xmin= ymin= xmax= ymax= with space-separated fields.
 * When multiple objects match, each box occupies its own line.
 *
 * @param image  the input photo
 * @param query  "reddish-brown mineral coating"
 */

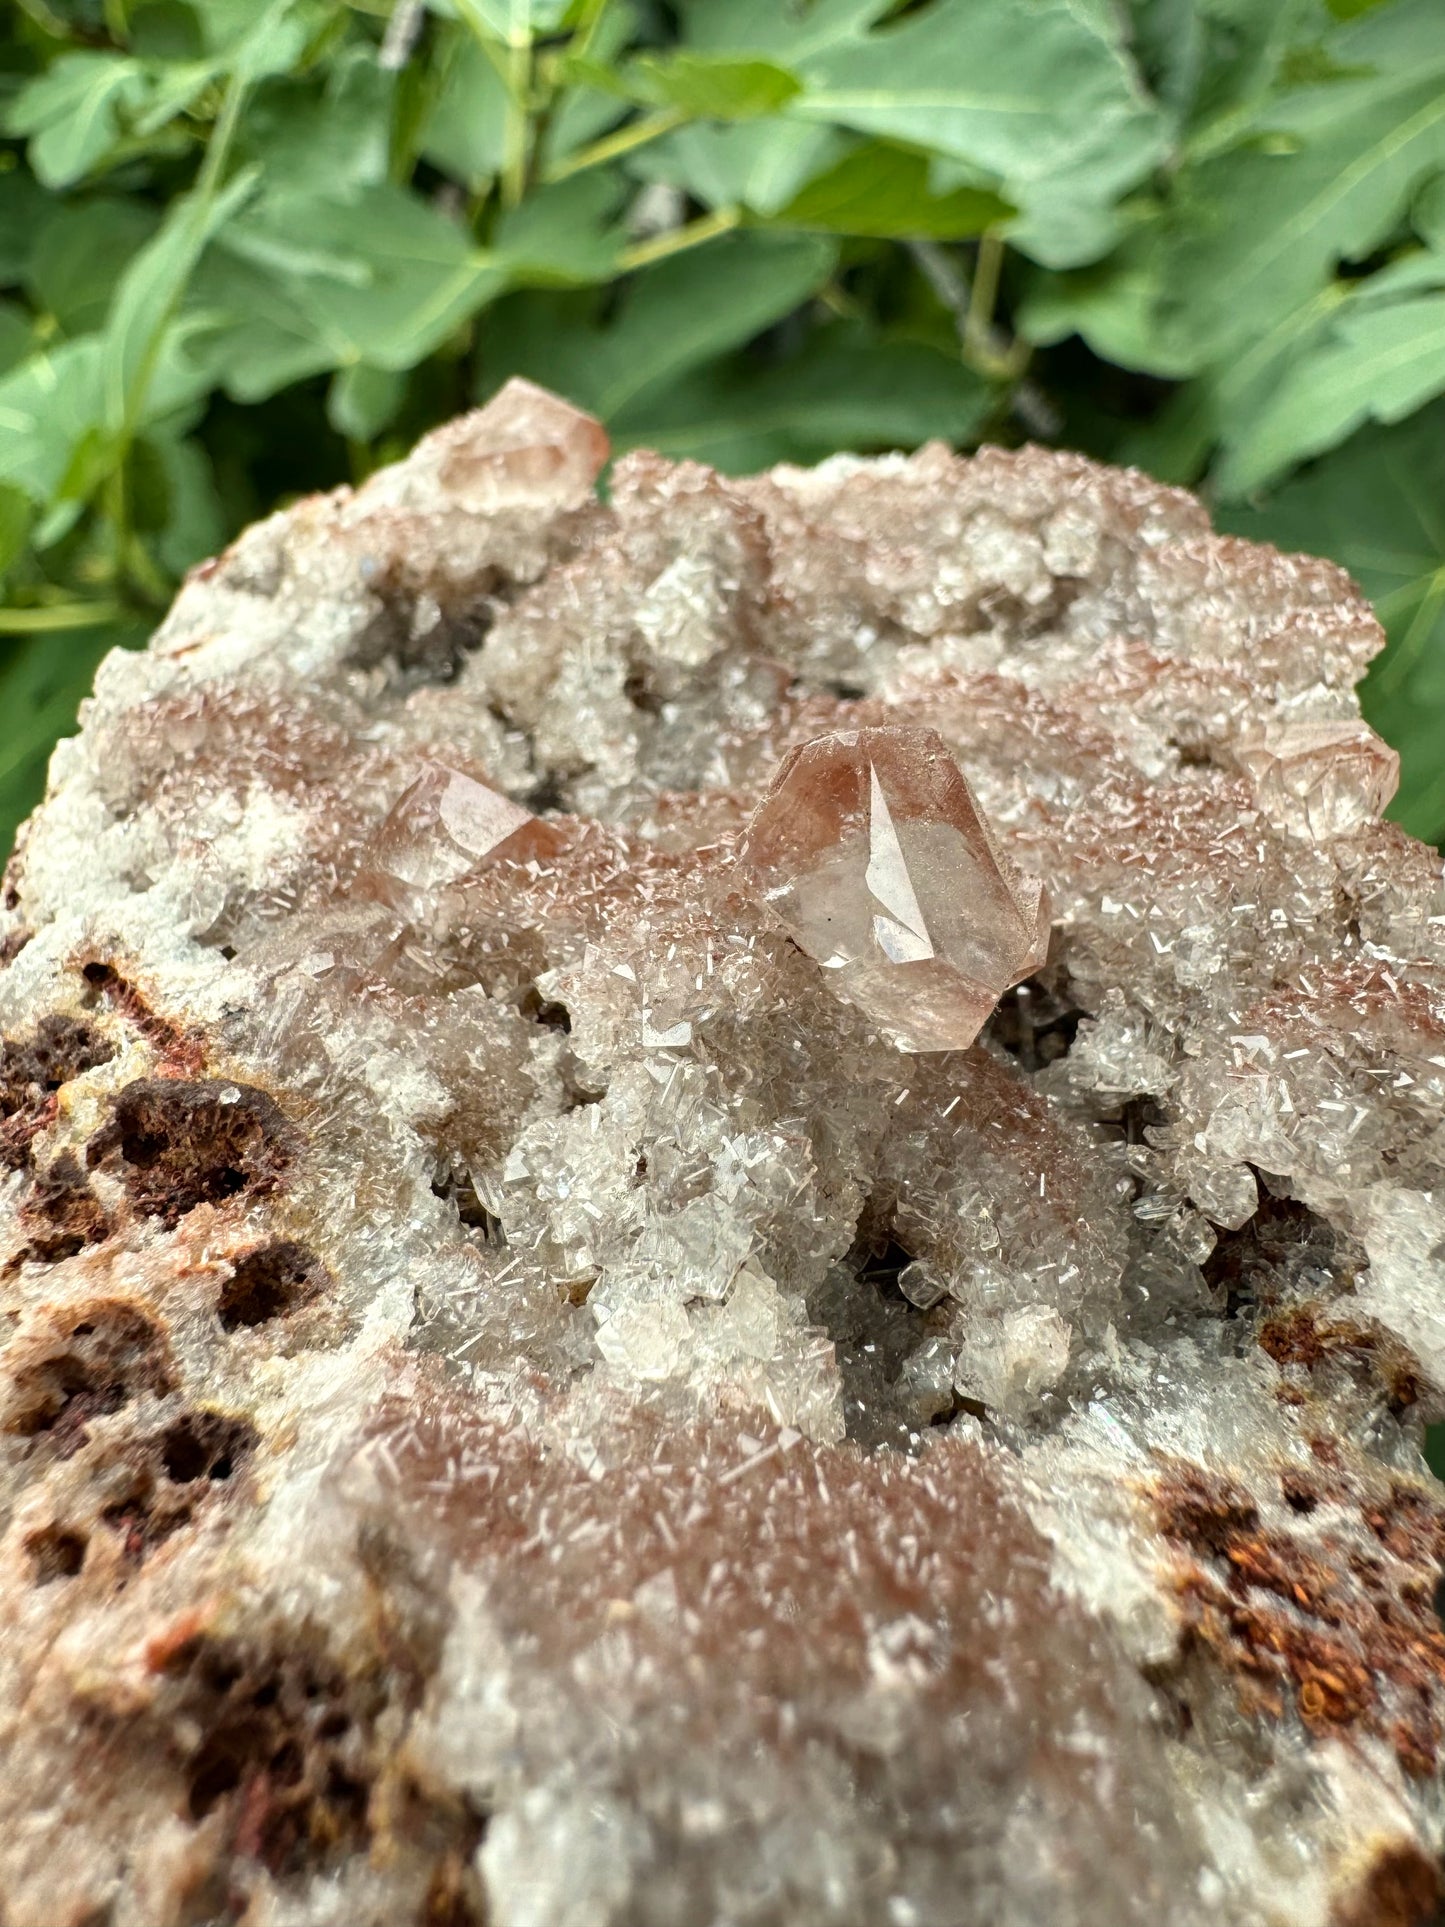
xmin=0 ymin=381 xmax=1443 ymax=1927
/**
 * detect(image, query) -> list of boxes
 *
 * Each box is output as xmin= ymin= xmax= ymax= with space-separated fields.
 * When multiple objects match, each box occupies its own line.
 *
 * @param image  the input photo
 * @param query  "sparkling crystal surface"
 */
xmin=741 ymin=724 xmax=1049 ymax=1050
xmin=367 ymin=759 xmax=564 ymax=889
xmin=0 ymin=388 xmax=1442 ymax=1927
xmin=1235 ymin=717 xmax=1401 ymax=840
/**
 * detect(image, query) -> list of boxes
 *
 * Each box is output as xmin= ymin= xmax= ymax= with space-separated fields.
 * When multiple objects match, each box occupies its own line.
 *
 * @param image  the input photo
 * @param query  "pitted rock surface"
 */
xmin=2 ymin=378 xmax=1444 ymax=1927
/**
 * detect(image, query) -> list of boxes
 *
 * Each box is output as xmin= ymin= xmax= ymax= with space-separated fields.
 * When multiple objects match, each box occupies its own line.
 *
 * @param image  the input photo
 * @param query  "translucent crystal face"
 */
xmin=366 ymin=760 xmax=562 ymax=890
xmin=434 ymin=375 xmax=609 ymax=513
xmin=739 ymin=725 xmax=1050 ymax=1051
xmin=1235 ymin=720 xmax=1401 ymax=841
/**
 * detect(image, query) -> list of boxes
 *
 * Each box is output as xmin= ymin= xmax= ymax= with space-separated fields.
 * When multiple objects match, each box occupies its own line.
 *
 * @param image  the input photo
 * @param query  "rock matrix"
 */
xmin=1 ymin=379 xmax=1443 ymax=1927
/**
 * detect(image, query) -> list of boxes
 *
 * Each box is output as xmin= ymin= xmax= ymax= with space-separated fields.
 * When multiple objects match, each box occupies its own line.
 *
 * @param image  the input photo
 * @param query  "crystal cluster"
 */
xmin=1 ymin=379 xmax=1444 ymax=1927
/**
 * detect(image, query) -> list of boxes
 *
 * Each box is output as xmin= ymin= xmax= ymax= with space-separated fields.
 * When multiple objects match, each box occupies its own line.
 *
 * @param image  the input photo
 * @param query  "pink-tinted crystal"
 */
xmin=1235 ymin=719 xmax=1400 ymax=840
xmin=367 ymin=760 xmax=563 ymax=889
xmin=740 ymin=725 xmax=1050 ymax=1051
xmin=434 ymin=375 xmax=609 ymax=513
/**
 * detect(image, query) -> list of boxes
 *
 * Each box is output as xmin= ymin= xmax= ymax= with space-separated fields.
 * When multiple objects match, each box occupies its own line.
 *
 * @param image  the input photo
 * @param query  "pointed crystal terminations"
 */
xmin=1234 ymin=720 xmax=1400 ymax=841
xmin=740 ymin=726 xmax=1050 ymax=1052
xmin=366 ymin=760 xmax=564 ymax=892
xmin=436 ymin=376 xmax=609 ymax=514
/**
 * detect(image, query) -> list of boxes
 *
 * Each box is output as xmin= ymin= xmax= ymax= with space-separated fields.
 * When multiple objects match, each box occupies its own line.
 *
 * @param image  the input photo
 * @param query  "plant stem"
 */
xmin=965 ymin=231 xmax=1003 ymax=362
xmin=501 ymin=31 xmax=532 ymax=209
xmin=618 ymin=206 xmax=740 ymax=273
xmin=0 ymin=603 xmax=125 ymax=634
xmin=545 ymin=107 xmax=686 ymax=185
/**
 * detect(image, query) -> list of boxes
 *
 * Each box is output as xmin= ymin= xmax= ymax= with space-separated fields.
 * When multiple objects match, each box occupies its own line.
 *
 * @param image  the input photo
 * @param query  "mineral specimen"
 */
xmin=2 ymin=380 xmax=1444 ymax=1927
xmin=740 ymin=723 xmax=1049 ymax=1049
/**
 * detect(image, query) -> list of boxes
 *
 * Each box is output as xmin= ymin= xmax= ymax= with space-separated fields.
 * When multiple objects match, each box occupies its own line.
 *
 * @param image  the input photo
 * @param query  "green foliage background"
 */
xmin=2 ymin=0 xmax=1445 ymax=858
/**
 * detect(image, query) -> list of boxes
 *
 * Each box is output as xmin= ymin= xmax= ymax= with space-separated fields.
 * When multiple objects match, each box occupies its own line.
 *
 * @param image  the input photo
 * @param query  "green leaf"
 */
xmin=148 ymin=433 xmax=227 ymax=577
xmin=208 ymin=181 xmax=505 ymax=377
xmin=238 ymin=48 xmax=393 ymax=190
xmin=327 ymin=361 xmax=408 ymax=441
xmin=477 ymin=229 xmax=838 ymax=420
xmin=629 ymin=121 xmax=847 ymax=217
xmin=0 ymin=170 xmax=51 ymax=287
xmin=0 ymin=620 xmax=149 ymax=862
xmin=418 ymin=27 xmax=510 ymax=185
xmin=1216 ymin=287 xmax=1445 ymax=494
xmin=5 ymin=53 xmax=149 ymax=188
xmin=0 ymin=486 xmax=31 ymax=582
xmin=445 ymin=0 xmax=573 ymax=36
xmin=1161 ymin=0 xmax=1445 ymax=367
xmin=102 ymin=165 xmax=261 ymax=440
xmin=191 ymin=0 xmax=321 ymax=77
xmin=677 ymin=0 xmax=893 ymax=63
xmin=0 ymin=340 xmax=114 ymax=505
xmin=539 ymin=0 xmax=640 ymax=166
xmin=1218 ymin=399 xmax=1445 ymax=844
xmin=1018 ymin=216 xmax=1208 ymax=378
xmin=183 ymin=251 xmax=330 ymax=401
xmin=25 ymin=197 xmax=162 ymax=337
xmin=492 ymin=172 xmax=629 ymax=286
xmin=786 ymin=0 xmax=1168 ymax=267
xmin=771 ymin=139 xmax=1010 ymax=239
xmin=610 ymin=324 xmax=994 ymax=471
xmin=0 ymin=304 xmax=33 ymax=379
xmin=627 ymin=53 xmax=802 ymax=120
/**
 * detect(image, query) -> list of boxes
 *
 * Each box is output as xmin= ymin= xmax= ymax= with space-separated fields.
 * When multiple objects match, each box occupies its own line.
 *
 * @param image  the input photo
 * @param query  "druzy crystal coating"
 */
xmin=0 ymin=384 xmax=1442 ymax=1927
xmin=741 ymin=725 xmax=1050 ymax=1050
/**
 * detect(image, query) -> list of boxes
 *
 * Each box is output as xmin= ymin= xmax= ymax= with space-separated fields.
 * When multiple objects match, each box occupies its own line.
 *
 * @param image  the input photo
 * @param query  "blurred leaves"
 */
xmin=0 ymin=0 xmax=1443 ymax=855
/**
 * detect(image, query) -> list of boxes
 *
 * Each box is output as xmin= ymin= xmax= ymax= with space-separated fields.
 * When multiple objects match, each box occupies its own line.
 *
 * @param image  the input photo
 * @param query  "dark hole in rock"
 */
xmin=160 ymin=1411 xmax=258 ymax=1485
xmin=518 ymin=986 xmax=571 ymax=1033
xmin=19 ymin=1151 xmax=110 ymax=1263
xmin=622 ymin=666 xmax=666 ymax=716
xmin=1168 ymin=734 xmax=1218 ymax=770
xmin=351 ymin=585 xmax=494 ymax=687
xmin=1111 ymin=1095 xmax=1168 ymax=1147
xmin=1206 ymin=1180 xmax=1364 ymax=1320
xmin=986 ymin=975 xmax=1082 ymax=1073
xmin=1 ymin=1014 xmax=114 ymax=1100
xmin=807 ymin=1207 xmax=952 ymax=1455
xmin=5 ymin=1300 xmax=174 ymax=1448
xmin=420 ymin=1842 xmax=490 ymax=1927
xmin=86 ymin=1078 xmax=296 ymax=1225
xmin=101 ymin=1484 xmax=190 ymax=1566
xmin=431 ymin=1165 xmax=506 ymax=1243
xmin=525 ymin=771 xmax=566 ymax=814
xmin=169 ymin=1637 xmax=381 ymax=1875
xmin=24 ymin=1522 xmax=86 ymax=1584
xmin=1 ymin=1015 xmax=115 ymax=1168
xmin=219 ymin=1240 xmax=325 ymax=1330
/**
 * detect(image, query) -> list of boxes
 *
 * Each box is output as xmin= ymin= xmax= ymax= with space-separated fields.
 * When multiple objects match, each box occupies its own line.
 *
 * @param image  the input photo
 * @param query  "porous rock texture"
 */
xmin=2 ymin=380 xmax=1445 ymax=1927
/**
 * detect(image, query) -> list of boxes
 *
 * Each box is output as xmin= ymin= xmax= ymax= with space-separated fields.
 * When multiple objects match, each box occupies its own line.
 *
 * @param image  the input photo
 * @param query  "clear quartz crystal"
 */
xmin=366 ymin=759 xmax=562 ymax=889
xmin=740 ymin=725 xmax=1050 ymax=1051
xmin=434 ymin=375 xmax=609 ymax=513
xmin=1235 ymin=719 xmax=1400 ymax=839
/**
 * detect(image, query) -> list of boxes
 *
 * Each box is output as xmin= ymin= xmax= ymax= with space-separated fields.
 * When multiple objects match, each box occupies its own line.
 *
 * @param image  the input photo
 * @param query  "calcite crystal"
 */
xmin=3 ymin=378 xmax=1445 ymax=1927
xmin=740 ymin=724 xmax=1050 ymax=1049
